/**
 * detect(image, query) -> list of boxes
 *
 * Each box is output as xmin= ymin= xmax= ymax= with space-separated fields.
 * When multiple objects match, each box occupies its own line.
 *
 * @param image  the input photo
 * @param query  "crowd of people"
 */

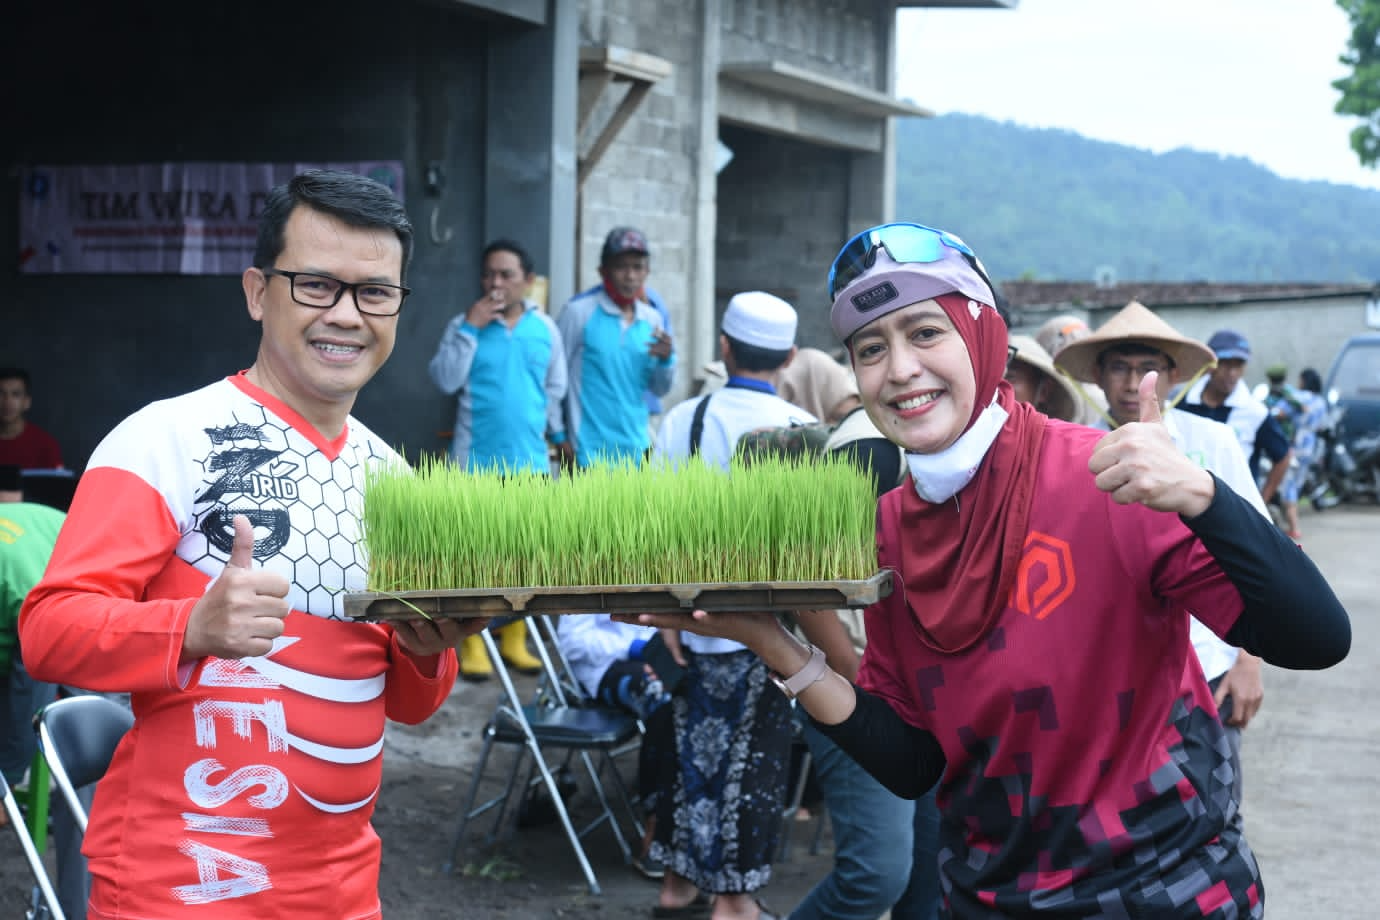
xmin=1 ymin=173 xmax=1353 ymax=920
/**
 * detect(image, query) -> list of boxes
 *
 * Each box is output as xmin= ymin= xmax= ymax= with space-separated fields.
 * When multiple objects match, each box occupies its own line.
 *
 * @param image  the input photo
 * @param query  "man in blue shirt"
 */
xmin=429 ymin=239 xmax=568 ymax=475
xmin=428 ymin=239 xmax=562 ymax=678
xmin=556 ymin=227 xmax=675 ymax=468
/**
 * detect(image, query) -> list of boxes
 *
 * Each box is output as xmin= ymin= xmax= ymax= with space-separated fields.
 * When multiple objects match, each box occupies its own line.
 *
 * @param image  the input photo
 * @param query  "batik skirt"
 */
xmin=650 ymin=648 xmax=793 ymax=894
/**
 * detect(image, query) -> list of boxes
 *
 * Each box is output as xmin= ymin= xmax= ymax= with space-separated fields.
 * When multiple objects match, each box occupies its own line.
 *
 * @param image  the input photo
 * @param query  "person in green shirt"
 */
xmin=0 ymin=466 xmax=66 ymax=785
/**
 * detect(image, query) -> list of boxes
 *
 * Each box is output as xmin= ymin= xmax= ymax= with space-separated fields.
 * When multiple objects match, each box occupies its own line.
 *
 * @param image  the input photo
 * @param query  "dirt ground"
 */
xmin=0 ymin=670 xmax=837 ymax=919
xmin=379 ymin=673 xmax=836 ymax=919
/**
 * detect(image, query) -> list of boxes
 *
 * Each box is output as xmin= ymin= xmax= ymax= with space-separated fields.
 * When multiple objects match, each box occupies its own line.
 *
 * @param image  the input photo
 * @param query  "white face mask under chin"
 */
xmin=905 ymin=397 xmax=1008 ymax=504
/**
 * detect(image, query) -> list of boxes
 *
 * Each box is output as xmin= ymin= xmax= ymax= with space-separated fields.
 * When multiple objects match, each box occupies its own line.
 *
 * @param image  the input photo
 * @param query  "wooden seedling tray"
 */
xmin=344 ymin=570 xmax=893 ymax=622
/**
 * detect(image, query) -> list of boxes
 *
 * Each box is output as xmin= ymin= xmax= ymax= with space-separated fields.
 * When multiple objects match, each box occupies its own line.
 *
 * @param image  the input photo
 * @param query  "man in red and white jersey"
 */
xmin=21 ymin=170 xmax=488 ymax=920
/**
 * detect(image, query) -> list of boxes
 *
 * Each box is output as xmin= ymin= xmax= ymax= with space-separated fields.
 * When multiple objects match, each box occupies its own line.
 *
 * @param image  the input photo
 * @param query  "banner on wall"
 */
xmin=17 ymin=161 xmax=405 ymax=275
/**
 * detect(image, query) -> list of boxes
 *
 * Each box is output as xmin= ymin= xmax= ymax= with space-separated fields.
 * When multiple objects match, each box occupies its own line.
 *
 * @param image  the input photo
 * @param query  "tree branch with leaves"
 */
xmin=1335 ymin=0 xmax=1380 ymax=167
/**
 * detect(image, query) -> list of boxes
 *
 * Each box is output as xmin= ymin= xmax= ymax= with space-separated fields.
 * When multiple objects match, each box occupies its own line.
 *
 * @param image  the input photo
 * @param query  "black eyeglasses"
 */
xmin=262 ymin=268 xmax=410 ymax=317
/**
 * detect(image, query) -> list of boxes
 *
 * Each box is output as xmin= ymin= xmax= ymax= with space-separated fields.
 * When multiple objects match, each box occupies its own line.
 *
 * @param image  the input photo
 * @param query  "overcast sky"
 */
xmin=895 ymin=0 xmax=1380 ymax=190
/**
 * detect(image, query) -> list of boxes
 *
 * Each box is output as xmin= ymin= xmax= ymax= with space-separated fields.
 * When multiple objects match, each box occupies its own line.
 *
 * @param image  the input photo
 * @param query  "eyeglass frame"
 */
xmin=260 ymin=268 xmax=411 ymax=317
xmin=827 ymin=221 xmax=998 ymax=305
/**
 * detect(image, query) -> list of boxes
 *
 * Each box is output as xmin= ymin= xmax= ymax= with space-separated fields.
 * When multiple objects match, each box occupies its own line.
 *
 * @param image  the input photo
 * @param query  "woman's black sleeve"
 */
xmin=809 ymin=685 xmax=945 ymax=799
xmin=1187 ymin=471 xmax=1350 ymax=669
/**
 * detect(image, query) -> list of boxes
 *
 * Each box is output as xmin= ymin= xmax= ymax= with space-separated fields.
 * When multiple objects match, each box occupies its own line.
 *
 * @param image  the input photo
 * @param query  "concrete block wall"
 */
xmin=721 ymin=0 xmax=885 ymax=89
xmin=578 ymin=0 xmax=897 ymax=402
xmin=717 ymin=124 xmax=852 ymax=351
xmin=577 ymin=0 xmax=703 ymax=333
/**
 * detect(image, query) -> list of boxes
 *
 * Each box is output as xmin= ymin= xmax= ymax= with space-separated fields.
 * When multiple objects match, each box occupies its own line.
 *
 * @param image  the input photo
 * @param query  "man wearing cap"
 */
xmin=1005 ymin=334 xmax=1081 ymax=423
xmin=556 ymin=227 xmax=675 ymax=468
xmin=1054 ymin=302 xmax=1267 ymax=810
xmin=1176 ymin=329 xmax=1293 ymax=505
xmin=647 ymin=291 xmax=811 ymax=920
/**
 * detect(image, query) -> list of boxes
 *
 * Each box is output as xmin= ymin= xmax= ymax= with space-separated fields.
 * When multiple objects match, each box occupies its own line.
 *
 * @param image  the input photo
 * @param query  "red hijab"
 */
xmin=891 ymin=293 xmax=1048 ymax=653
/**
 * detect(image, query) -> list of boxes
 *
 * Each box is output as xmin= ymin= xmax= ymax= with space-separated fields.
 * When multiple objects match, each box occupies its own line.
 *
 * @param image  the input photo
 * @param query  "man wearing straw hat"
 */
xmin=1054 ymin=301 xmax=1267 ymax=811
xmin=1005 ymin=335 xmax=1081 ymax=423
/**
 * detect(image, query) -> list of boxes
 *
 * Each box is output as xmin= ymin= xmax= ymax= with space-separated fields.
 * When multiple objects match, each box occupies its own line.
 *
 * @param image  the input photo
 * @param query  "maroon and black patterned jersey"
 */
xmin=861 ymin=420 xmax=1261 ymax=918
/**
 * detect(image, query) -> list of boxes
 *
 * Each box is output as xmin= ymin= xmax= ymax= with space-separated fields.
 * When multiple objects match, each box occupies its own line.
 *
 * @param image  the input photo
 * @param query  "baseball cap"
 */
xmin=721 ymin=291 xmax=798 ymax=351
xmin=601 ymin=226 xmax=650 ymax=263
xmin=1207 ymin=329 xmax=1251 ymax=362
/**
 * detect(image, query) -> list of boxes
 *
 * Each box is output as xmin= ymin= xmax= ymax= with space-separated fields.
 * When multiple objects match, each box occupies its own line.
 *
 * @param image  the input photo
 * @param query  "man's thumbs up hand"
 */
xmin=183 ymin=514 xmax=292 ymax=662
xmin=226 ymin=512 xmax=258 ymax=571
xmin=1139 ymin=371 xmax=1164 ymax=425
xmin=1089 ymin=374 xmax=1215 ymax=517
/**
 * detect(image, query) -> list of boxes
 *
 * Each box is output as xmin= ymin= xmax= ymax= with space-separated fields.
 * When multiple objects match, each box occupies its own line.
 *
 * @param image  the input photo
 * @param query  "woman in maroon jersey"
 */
xmin=620 ymin=223 xmax=1349 ymax=919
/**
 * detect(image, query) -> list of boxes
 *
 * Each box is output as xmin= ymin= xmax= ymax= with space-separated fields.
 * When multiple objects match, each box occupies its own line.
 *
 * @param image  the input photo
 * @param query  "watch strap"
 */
xmin=770 ymin=644 xmax=828 ymax=699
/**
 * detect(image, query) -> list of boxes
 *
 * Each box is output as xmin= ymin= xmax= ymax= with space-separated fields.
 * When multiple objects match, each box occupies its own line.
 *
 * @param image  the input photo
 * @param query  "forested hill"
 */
xmin=894 ymin=113 xmax=1380 ymax=285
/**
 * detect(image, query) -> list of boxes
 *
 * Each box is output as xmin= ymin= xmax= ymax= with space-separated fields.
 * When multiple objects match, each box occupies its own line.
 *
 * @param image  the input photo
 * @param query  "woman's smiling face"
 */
xmin=849 ymin=298 xmax=977 ymax=455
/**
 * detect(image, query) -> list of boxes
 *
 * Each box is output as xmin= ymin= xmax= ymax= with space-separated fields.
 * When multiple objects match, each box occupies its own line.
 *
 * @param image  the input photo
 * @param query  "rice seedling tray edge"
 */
xmin=345 ymin=570 xmax=893 ymax=621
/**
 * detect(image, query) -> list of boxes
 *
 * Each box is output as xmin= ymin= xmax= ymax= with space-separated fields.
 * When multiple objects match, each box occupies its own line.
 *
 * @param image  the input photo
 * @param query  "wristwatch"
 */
xmin=768 ymin=644 xmax=828 ymax=699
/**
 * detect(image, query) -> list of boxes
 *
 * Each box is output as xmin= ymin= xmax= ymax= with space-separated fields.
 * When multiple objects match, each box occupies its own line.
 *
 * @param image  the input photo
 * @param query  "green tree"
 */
xmin=1334 ymin=0 xmax=1380 ymax=166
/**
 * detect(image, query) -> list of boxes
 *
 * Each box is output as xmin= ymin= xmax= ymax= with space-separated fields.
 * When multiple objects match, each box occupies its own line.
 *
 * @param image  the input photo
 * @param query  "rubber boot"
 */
xmin=498 ymin=621 xmax=543 ymax=674
xmin=459 ymin=634 xmax=493 ymax=682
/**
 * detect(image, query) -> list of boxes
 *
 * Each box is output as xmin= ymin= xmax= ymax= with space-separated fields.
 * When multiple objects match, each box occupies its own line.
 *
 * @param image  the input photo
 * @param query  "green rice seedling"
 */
xmin=361 ymin=453 xmax=878 ymax=593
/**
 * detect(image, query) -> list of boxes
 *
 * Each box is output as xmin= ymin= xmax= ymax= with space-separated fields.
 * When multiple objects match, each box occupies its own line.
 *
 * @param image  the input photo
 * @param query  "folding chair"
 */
xmin=445 ymin=617 xmax=643 ymax=895
xmin=528 ymin=615 xmax=646 ymax=833
xmin=2 ymin=771 xmax=65 ymax=920
xmin=36 ymin=696 xmax=135 ymax=834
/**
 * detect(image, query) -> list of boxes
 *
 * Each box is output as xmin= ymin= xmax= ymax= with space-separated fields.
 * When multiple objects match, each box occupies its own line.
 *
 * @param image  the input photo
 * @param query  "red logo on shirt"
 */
xmin=1012 ymin=531 xmax=1075 ymax=620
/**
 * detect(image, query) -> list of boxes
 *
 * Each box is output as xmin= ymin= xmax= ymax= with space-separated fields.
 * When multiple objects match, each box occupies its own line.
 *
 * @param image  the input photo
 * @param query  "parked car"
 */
xmin=1320 ymin=334 xmax=1380 ymax=502
xmin=1325 ymin=333 xmax=1380 ymax=449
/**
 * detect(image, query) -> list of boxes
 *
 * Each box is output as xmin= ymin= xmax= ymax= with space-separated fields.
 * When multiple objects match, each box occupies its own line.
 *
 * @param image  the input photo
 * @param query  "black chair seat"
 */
xmin=494 ymin=704 xmax=640 ymax=747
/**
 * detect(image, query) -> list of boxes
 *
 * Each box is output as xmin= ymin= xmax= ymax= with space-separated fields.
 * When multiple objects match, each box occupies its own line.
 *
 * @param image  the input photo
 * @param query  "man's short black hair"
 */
xmin=1096 ymin=342 xmax=1176 ymax=370
xmin=0 ymin=368 xmax=32 ymax=392
xmin=723 ymin=334 xmax=792 ymax=373
xmin=482 ymin=239 xmax=534 ymax=276
xmin=253 ymin=170 xmax=414 ymax=280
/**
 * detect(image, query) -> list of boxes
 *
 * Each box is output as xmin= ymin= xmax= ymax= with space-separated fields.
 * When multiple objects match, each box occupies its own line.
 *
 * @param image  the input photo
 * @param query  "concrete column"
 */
xmin=688 ymin=0 xmax=723 ymax=391
xmin=484 ymin=0 xmax=578 ymax=311
xmin=845 ymin=1 xmax=898 ymax=233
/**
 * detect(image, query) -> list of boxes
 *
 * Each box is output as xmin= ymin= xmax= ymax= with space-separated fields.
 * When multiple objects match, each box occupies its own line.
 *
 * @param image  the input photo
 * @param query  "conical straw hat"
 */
xmin=1008 ymin=334 xmax=1081 ymax=422
xmin=1052 ymin=301 xmax=1216 ymax=384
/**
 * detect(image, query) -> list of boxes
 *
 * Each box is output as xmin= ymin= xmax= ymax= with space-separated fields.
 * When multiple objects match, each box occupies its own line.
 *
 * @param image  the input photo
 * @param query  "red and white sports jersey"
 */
xmin=21 ymin=374 xmax=458 ymax=920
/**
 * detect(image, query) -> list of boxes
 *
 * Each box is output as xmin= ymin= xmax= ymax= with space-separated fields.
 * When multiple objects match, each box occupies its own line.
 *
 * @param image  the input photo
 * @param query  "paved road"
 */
xmin=1241 ymin=503 xmax=1378 ymax=917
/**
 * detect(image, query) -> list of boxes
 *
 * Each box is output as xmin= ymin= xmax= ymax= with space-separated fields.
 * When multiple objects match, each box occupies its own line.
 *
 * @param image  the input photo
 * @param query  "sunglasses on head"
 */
xmin=827 ymin=222 xmax=996 ymax=302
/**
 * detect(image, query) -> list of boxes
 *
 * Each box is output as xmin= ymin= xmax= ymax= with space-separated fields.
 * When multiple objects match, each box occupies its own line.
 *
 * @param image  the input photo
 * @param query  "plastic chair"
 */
xmin=36 ymin=696 xmax=134 ymax=834
xmin=2 ymin=770 xmax=65 ymax=920
xmin=445 ymin=618 xmax=642 ymax=895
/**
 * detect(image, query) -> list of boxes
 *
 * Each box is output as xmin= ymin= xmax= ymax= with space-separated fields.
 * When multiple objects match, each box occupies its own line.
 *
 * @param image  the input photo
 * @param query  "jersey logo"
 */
xmin=195 ymin=447 xmax=289 ymax=504
xmin=204 ymin=423 xmax=268 ymax=445
xmin=200 ymin=508 xmax=290 ymax=560
xmin=1011 ymin=531 xmax=1076 ymax=620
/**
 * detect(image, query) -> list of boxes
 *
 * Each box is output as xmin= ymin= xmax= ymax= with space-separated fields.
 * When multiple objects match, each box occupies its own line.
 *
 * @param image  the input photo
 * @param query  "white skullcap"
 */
xmin=721 ymin=291 xmax=798 ymax=351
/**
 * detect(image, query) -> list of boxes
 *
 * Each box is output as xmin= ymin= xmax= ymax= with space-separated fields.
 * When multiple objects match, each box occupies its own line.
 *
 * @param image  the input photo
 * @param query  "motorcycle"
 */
xmin=1303 ymin=404 xmax=1380 ymax=508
